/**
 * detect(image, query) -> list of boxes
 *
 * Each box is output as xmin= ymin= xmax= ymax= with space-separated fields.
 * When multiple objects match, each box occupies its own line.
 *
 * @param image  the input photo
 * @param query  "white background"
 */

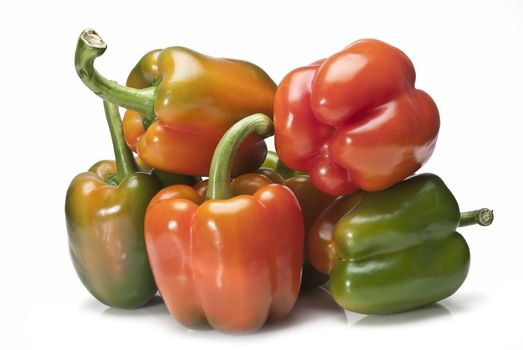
xmin=1 ymin=0 xmax=522 ymax=348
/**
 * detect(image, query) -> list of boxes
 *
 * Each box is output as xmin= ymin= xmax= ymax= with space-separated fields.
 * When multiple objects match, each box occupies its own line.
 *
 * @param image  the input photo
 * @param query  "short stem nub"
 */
xmin=206 ymin=114 xmax=274 ymax=200
xmin=459 ymin=208 xmax=494 ymax=227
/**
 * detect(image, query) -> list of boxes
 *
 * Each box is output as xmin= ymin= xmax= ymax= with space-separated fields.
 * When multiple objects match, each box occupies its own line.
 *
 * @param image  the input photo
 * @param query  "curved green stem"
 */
xmin=103 ymin=100 xmax=137 ymax=183
xmin=459 ymin=208 xmax=494 ymax=227
xmin=261 ymin=150 xmax=279 ymax=169
xmin=75 ymin=29 xmax=157 ymax=121
xmin=262 ymin=150 xmax=306 ymax=179
xmin=276 ymin=159 xmax=301 ymax=179
xmin=206 ymin=114 xmax=274 ymax=200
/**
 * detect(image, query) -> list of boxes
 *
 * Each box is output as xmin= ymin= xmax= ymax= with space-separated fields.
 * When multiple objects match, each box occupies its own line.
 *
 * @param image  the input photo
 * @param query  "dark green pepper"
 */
xmin=65 ymin=101 xmax=162 ymax=308
xmin=308 ymin=173 xmax=493 ymax=314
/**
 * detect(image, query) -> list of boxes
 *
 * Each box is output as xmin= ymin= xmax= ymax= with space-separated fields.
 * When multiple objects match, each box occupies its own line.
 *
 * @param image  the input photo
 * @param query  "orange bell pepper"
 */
xmin=144 ymin=114 xmax=304 ymax=333
xmin=190 ymin=167 xmax=336 ymax=291
xmin=75 ymin=29 xmax=275 ymax=177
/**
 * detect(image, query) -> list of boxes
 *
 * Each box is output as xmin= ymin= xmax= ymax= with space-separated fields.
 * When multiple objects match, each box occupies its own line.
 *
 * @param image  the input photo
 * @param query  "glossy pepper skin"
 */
xmin=261 ymin=151 xmax=336 ymax=289
xmin=75 ymin=29 xmax=276 ymax=177
xmin=65 ymin=102 xmax=161 ymax=308
xmin=308 ymin=173 xmax=493 ymax=314
xmin=274 ymin=39 xmax=440 ymax=195
xmin=144 ymin=114 xmax=304 ymax=332
xmin=286 ymin=176 xmax=336 ymax=289
xmin=196 ymin=168 xmax=335 ymax=290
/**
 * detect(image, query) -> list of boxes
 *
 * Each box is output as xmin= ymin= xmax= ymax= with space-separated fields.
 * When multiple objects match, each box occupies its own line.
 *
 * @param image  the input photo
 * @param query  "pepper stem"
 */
xmin=103 ymin=100 xmax=137 ymax=183
xmin=206 ymin=114 xmax=274 ymax=200
xmin=75 ymin=29 xmax=157 ymax=121
xmin=459 ymin=208 xmax=494 ymax=227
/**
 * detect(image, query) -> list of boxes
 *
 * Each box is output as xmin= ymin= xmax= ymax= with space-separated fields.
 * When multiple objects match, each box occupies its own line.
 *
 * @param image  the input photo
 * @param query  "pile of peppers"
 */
xmin=66 ymin=29 xmax=493 ymax=333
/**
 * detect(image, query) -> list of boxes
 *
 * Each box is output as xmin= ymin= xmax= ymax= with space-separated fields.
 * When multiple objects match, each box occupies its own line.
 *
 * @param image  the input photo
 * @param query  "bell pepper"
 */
xmin=261 ymin=151 xmax=336 ymax=289
xmin=144 ymin=114 xmax=304 ymax=332
xmin=65 ymin=101 xmax=162 ymax=308
xmin=75 ymin=29 xmax=275 ymax=177
xmin=274 ymin=39 xmax=440 ymax=195
xmin=191 ymin=157 xmax=335 ymax=290
xmin=284 ymin=176 xmax=336 ymax=289
xmin=196 ymin=163 xmax=336 ymax=290
xmin=307 ymin=173 xmax=493 ymax=314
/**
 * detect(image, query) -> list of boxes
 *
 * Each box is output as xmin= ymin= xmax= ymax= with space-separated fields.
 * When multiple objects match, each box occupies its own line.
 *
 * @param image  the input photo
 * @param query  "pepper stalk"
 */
xmin=206 ymin=113 xmax=274 ymax=200
xmin=103 ymin=101 xmax=138 ymax=184
xmin=459 ymin=208 xmax=494 ymax=227
xmin=75 ymin=29 xmax=157 ymax=125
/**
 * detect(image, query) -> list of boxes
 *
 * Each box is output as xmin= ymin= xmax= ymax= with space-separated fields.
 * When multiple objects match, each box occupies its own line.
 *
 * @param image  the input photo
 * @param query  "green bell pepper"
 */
xmin=308 ymin=173 xmax=493 ymax=314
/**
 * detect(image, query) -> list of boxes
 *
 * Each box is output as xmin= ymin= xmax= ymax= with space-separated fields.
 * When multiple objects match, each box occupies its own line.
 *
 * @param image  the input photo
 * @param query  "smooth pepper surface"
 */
xmin=74 ymin=29 xmax=276 ymax=177
xmin=261 ymin=151 xmax=336 ymax=289
xmin=308 ymin=173 xmax=481 ymax=314
xmin=274 ymin=39 xmax=440 ymax=195
xmin=65 ymin=102 xmax=161 ymax=308
xmin=194 ymin=158 xmax=335 ymax=291
xmin=122 ymin=47 xmax=276 ymax=176
xmin=144 ymin=114 xmax=304 ymax=332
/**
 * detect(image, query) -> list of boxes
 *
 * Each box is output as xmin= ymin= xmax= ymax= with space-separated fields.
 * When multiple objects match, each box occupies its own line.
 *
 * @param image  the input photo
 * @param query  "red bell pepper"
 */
xmin=274 ymin=39 xmax=440 ymax=195
xmin=144 ymin=114 xmax=303 ymax=333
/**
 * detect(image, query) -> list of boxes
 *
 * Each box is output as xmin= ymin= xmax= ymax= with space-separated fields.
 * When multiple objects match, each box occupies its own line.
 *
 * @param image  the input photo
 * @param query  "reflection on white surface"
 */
xmin=259 ymin=285 xmax=347 ymax=333
xmin=102 ymin=296 xmax=169 ymax=318
xmin=91 ymin=286 xmax=464 ymax=332
xmin=21 ymin=272 xmax=509 ymax=350
xmin=345 ymin=303 xmax=451 ymax=327
xmin=97 ymin=287 xmax=347 ymax=334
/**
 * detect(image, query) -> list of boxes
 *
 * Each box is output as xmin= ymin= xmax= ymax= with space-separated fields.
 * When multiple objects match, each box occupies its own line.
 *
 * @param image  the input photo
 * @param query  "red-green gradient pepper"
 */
xmin=144 ymin=114 xmax=304 ymax=333
xmin=75 ymin=29 xmax=275 ymax=177
xmin=274 ymin=39 xmax=439 ymax=196
xmin=307 ymin=173 xmax=493 ymax=314
xmin=65 ymin=102 xmax=161 ymax=308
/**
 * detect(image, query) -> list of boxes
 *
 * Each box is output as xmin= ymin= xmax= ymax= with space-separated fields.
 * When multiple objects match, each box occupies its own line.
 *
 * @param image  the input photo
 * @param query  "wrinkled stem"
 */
xmin=206 ymin=114 xmax=274 ymax=200
xmin=75 ymin=29 xmax=156 ymax=120
xmin=104 ymin=101 xmax=137 ymax=183
xmin=459 ymin=208 xmax=494 ymax=227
